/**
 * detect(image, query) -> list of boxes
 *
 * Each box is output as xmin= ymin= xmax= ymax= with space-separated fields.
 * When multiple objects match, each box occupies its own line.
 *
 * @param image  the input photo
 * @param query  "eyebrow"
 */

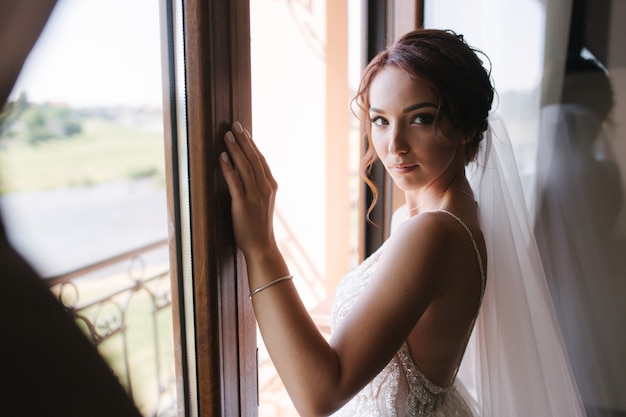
xmin=369 ymin=102 xmax=438 ymax=114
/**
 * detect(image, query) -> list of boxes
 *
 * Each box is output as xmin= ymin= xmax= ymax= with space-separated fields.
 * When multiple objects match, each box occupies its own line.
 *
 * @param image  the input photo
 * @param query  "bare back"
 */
xmin=405 ymin=209 xmax=486 ymax=387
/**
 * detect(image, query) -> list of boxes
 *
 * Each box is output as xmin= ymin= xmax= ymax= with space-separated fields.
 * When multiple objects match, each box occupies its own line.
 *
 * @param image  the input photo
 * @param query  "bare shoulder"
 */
xmin=382 ymin=209 xmax=483 ymax=289
xmin=379 ymin=212 xmax=458 ymax=288
xmin=388 ymin=210 xmax=459 ymax=248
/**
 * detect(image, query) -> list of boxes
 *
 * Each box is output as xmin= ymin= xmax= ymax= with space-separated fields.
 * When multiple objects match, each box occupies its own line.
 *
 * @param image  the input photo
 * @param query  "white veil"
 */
xmin=455 ymin=114 xmax=587 ymax=417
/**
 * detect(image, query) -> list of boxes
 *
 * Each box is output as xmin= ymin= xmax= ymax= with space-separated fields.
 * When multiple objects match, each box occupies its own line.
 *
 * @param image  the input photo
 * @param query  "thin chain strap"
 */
xmin=437 ymin=209 xmax=486 ymax=382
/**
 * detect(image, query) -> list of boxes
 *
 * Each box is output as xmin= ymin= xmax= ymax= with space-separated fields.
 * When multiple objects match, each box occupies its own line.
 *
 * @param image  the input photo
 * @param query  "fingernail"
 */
xmin=225 ymin=131 xmax=235 ymax=143
xmin=220 ymin=152 xmax=229 ymax=163
xmin=233 ymin=121 xmax=243 ymax=133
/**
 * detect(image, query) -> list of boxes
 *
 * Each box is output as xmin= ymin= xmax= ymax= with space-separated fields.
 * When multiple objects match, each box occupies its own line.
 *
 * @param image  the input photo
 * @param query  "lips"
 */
xmin=388 ymin=163 xmax=418 ymax=174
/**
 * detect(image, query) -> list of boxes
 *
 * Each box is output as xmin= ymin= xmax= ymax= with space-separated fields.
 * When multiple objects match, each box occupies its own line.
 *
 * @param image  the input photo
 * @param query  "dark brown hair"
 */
xmin=354 ymin=29 xmax=495 ymax=211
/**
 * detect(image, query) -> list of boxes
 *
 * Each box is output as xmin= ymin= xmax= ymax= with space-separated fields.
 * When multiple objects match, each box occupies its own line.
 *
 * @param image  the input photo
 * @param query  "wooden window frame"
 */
xmin=161 ymin=0 xmax=256 ymax=415
xmin=362 ymin=0 xmax=423 ymax=256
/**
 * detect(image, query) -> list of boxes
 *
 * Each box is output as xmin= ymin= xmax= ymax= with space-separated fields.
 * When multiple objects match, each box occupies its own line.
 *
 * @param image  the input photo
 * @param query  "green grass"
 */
xmin=0 ymin=117 xmax=166 ymax=194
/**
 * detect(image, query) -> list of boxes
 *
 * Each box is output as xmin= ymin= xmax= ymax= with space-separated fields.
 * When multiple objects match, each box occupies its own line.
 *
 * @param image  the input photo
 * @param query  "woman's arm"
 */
xmin=220 ymin=123 xmax=342 ymax=414
xmin=220 ymin=122 xmax=446 ymax=416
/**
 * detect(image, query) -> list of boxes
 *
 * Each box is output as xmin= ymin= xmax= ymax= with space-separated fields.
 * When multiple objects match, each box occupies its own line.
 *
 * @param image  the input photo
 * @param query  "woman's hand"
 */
xmin=220 ymin=121 xmax=278 ymax=257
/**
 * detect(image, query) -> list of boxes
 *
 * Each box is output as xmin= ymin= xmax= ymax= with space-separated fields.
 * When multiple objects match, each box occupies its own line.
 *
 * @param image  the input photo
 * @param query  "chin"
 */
xmin=391 ymin=178 xmax=420 ymax=192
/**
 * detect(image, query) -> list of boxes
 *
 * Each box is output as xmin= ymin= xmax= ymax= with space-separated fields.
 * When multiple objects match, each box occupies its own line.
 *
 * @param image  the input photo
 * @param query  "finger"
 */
xmin=241 ymin=127 xmax=265 ymax=162
xmin=224 ymin=128 xmax=276 ymax=196
xmin=229 ymin=122 xmax=275 ymax=187
xmin=235 ymin=123 xmax=277 ymax=188
xmin=219 ymin=151 xmax=244 ymax=199
xmin=223 ymin=130 xmax=257 ymax=188
xmin=231 ymin=122 xmax=267 ymax=180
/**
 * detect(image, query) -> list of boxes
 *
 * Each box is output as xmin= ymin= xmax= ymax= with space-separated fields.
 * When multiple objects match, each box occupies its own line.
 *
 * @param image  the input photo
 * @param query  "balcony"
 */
xmin=46 ymin=239 xmax=176 ymax=417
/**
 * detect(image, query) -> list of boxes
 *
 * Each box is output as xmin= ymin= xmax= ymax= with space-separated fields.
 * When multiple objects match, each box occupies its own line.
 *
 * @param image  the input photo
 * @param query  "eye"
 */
xmin=411 ymin=113 xmax=435 ymax=125
xmin=370 ymin=116 xmax=388 ymax=126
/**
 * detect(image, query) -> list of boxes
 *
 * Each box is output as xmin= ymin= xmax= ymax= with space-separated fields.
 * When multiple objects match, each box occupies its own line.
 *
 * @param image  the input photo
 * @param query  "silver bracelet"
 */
xmin=249 ymin=275 xmax=293 ymax=299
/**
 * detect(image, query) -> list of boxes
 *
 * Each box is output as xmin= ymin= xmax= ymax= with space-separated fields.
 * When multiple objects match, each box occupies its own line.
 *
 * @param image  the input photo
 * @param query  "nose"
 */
xmin=388 ymin=126 xmax=409 ymax=155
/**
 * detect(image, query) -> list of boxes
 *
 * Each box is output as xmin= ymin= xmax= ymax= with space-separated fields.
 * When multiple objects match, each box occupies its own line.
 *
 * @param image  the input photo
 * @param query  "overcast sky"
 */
xmin=10 ymin=0 xmax=163 ymax=108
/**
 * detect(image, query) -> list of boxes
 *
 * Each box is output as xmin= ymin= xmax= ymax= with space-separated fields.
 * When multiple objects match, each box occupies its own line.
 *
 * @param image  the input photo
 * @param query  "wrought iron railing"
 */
xmin=47 ymin=239 xmax=176 ymax=417
xmin=44 ymin=209 xmax=333 ymax=417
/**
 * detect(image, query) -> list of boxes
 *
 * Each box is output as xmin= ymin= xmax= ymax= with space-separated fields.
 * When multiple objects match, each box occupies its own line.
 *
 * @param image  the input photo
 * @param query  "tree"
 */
xmin=0 ymin=92 xmax=30 ymax=140
xmin=22 ymin=102 xmax=83 ymax=143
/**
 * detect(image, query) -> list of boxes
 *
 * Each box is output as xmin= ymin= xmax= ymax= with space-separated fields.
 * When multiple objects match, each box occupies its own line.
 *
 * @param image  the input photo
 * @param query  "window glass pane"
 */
xmin=0 ymin=1 xmax=177 ymax=415
xmin=425 ymin=0 xmax=545 ymax=202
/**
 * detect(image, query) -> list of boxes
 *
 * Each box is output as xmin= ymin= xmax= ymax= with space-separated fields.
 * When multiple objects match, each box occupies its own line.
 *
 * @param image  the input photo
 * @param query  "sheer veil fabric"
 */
xmin=456 ymin=115 xmax=587 ymax=416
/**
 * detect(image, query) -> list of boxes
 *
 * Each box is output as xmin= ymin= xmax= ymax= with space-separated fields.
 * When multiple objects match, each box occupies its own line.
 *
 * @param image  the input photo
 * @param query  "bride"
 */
xmin=220 ymin=29 xmax=586 ymax=416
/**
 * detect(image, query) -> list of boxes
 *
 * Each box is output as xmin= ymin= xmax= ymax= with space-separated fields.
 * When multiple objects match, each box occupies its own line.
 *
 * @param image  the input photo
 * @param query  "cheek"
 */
xmin=437 ymin=121 xmax=464 ymax=149
xmin=427 ymin=138 xmax=460 ymax=167
xmin=428 ymin=127 xmax=463 ymax=160
xmin=433 ymin=136 xmax=458 ymax=154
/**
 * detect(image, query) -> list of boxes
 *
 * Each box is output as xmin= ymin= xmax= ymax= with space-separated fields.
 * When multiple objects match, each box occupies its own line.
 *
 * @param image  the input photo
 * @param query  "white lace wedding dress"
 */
xmin=328 ymin=115 xmax=587 ymax=417
xmin=330 ymin=211 xmax=482 ymax=417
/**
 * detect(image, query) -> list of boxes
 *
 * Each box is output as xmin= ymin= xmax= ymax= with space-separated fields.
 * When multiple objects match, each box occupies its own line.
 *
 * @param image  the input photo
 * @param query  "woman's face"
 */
xmin=368 ymin=66 xmax=465 ymax=192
